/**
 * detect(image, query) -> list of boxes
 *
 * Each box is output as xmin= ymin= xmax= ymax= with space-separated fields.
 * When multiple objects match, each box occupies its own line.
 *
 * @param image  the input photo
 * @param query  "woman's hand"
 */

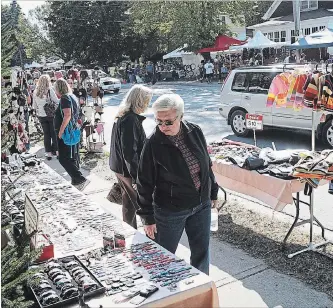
xmin=211 ymin=200 xmax=218 ymax=208
xmin=58 ymin=131 xmax=63 ymax=139
xmin=144 ymin=224 xmax=157 ymax=239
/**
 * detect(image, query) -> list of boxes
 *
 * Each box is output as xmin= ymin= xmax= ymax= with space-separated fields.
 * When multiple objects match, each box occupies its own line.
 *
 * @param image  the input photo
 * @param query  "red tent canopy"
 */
xmin=198 ymin=35 xmax=245 ymax=53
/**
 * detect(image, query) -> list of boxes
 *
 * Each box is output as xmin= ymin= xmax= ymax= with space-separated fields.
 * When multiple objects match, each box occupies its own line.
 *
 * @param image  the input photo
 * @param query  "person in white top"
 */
xmin=32 ymin=74 xmax=59 ymax=160
xmin=204 ymin=60 xmax=214 ymax=83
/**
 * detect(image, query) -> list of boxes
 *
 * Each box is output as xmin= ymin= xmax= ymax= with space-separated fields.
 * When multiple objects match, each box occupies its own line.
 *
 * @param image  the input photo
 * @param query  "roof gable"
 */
xmin=263 ymin=0 xmax=333 ymax=20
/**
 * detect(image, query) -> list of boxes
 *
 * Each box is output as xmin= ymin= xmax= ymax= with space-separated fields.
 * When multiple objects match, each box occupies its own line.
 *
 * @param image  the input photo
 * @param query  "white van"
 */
xmin=219 ymin=66 xmax=333 ymax=148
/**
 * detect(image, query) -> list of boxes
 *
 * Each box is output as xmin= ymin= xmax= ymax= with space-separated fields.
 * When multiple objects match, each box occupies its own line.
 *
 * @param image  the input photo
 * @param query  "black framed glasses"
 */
xmin=155 ymin=116 xmax=179 ymax=126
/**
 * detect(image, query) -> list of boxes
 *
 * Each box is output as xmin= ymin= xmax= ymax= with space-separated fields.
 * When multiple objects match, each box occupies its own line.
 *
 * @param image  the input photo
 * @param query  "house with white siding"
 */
xmin=247 ymin=0 xmax=333 ymax=43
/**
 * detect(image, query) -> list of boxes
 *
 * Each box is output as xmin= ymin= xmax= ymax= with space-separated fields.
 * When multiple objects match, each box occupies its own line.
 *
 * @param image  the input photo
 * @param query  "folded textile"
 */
xmin=243 ymin=157 xmax=265 ymax=170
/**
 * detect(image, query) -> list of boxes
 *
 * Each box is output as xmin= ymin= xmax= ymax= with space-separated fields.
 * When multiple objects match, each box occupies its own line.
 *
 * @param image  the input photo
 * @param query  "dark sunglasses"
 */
xmin=155 ymin=116 xmax=179 ymax=126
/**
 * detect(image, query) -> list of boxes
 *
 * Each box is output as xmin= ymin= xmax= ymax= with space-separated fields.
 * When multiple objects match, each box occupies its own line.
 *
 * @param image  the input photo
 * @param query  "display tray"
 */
xmin=30 ymin=255 xmax=105 ymax=308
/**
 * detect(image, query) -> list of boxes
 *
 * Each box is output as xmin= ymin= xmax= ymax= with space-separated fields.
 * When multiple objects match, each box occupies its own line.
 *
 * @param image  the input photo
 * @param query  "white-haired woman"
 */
xmin=136 ymin=93 xmax=218 ymax=275
xmin=109 ymin=85 xmax=153 ymax=229
xmin=32 ymin=74 xmax=59 ymax=160
xmin=54 ymin=78 xmax=89 ymax=190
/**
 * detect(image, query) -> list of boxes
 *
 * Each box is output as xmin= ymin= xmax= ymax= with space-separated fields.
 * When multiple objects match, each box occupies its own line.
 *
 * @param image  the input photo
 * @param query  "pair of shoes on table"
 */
xmin=73 ymin=179 xmax=90 ymax=191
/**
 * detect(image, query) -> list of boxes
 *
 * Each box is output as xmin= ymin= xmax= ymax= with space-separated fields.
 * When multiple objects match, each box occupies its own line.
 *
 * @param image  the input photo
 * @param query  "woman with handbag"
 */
xmin=32 ymin=74 xmax=59 ymax=160
xmin=54 ymin=78 xmax=89 ymax=191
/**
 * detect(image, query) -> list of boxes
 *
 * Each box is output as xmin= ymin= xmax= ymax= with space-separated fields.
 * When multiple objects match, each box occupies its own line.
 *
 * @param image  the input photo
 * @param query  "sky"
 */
xmin=2 ymin=0 xmax=45 ymax=18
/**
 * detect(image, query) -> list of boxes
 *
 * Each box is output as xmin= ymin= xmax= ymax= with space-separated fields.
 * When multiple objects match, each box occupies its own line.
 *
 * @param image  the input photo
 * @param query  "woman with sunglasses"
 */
xmin=136 ymin=93 xmax=218 ymax=275
xmin=109 ymin=85 xmax=153 ymax=229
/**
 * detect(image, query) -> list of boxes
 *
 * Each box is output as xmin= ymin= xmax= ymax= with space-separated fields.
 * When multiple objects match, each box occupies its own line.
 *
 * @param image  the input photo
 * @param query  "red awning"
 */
xmin=198 ymin=35 xmax=245 ymax=53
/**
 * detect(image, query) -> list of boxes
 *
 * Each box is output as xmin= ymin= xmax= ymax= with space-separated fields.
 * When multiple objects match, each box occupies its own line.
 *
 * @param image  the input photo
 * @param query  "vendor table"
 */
xmin=212 ymin=159 xmax=330 ymax=254
xmin=12 ymin=163 xmax=219 ymax=308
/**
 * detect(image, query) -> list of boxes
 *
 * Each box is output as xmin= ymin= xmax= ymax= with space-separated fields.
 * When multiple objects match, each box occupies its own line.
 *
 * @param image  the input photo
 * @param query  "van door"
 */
xmin=246 ymin=71 xmax=277 ymax=126
xmin=292 ymin=106 xmax=313 ymax=129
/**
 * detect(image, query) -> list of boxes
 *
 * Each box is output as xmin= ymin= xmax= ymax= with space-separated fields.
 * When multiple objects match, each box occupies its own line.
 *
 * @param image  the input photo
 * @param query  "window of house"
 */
xmin=305 ymin=28 xmax=311 ymax=35
xmin=268 ymin=32 xmax=273 ymax=40
xmin=281 ymin=31 xmax=286 ymax=42
xmin=274 ymin=31 xmax=280 ymax=42
xmin=263 ymin=33 xmax=267 ymax=37
xmin=319 ymin=26 xmax=325 ymax=30
xmin=247 ymin=72 xmax=278 ymax=94
xmin=310 ymin=0 xmax=318 ymax=9
xmin=312 ymin=27 xmax=318 ymax=33
xmin=231 ymin=73 xmax=247 ymax=92
xmin=301 ymin=0 xmax=318 ymax=11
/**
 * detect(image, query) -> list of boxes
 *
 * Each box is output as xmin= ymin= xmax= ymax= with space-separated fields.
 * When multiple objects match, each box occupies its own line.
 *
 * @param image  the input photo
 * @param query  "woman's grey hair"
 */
xmin=152 ymin=94 xmax=184 ymax=117
xmin=116 ymin=85 xmax=153 ymax=117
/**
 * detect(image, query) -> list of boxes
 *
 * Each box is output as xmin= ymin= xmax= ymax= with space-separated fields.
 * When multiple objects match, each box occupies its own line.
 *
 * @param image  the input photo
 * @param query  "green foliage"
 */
xmin=44 ymin=1 xmax=130 ymax=65
xmin=1 ymin=2 xmax=21 ymax=73
xmin=1 ymin=230 xmax=41 ymax=308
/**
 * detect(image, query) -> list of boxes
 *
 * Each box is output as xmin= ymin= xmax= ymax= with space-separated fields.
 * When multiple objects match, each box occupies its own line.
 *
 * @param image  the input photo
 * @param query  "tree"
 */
xmin=44 ymin=1 xmax=129 ymax=65
xmin=127 ymin=1 xmax=230 ymax=55
xmin=1 ymin=1 xmax=21 ymax=73
xmin=1 ymin=229 xmax=41 ymax=308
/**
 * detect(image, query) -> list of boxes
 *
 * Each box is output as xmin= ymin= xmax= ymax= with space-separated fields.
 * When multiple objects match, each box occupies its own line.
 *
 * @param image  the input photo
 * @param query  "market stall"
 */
xmin=209 ymin=140 xmax=333 ymax=256
xmin=162 ymin=45 xmax=202 ymax=80
xmin=1 ymin=159 xmax=219 ymax=308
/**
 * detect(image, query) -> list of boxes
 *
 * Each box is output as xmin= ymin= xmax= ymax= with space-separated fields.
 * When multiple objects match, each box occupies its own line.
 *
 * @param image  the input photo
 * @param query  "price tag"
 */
xmin=246 ymin=114 xmax=263 ymax=130
xmin=25 ymin=194 xmax=39 ymax=235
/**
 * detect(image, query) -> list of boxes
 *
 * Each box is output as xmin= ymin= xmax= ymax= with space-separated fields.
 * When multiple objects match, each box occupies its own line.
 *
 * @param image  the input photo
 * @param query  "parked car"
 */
xmin=99 ymin=77 xmax=121 ymax=93
xmin=87 ymin=69 xmax=121 ymax=93
xmin=219 ymin=66 xmax=333 ymax=148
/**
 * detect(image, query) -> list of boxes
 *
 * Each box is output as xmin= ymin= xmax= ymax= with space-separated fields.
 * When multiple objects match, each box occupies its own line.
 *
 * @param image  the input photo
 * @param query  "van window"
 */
xmin=231 ymin=73 xmax=247 ymax=92
xmin=247 ymin=72 xmax=278 ymax=94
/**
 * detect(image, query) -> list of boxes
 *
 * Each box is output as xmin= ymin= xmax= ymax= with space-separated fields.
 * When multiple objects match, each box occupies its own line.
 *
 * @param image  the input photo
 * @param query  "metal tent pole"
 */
xmin=311 ymin=110 xmax=316 ymax=152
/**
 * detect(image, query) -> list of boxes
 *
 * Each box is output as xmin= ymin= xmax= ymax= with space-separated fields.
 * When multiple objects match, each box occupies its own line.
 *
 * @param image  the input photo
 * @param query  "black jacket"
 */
xmin=136 ymin=121 xmax=218 ymax=225
xmin=109 ymin=111 xmax=146 ymax=182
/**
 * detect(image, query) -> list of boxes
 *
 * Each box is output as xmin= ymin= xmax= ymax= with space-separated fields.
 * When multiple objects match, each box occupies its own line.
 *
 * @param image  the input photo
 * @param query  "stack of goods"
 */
xmin=28 ymin=256 xmax=104 ymax=307
xmin=208 ymin=141 xmax=260 ymax=167
xmin=1 ymin=87 xmax=30 ymax=154
xmin=77 ymin=241 xmax=198 ymax=305
xmin=267 ymin=68 xmax=333 ymax=112
xmin=209 ymin=140 xmax=320 ymax=180
xmin=292 ymin=150 xmax=333 ymax=181
xmin=5 ymin=162 xmax=134 ymax=255
xmin=1 ymin=154 xmax=42 ymax=238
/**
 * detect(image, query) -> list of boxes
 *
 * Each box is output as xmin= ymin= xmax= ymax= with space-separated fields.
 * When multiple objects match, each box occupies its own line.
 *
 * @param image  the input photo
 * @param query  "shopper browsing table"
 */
xmin=109 ymin=85 xmax=153 ymax=229
xmin=136 ymin=93 xmax=218 ymax=274
xmin=53 ymin=78 xmax=89 ymax=191
xmin=33 ymin=74 xmax=59 ymax=160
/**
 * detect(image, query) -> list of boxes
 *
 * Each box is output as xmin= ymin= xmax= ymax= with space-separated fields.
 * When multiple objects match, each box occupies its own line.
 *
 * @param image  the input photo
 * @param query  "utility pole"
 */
xmin=293 ymin=0 xmax=301 ymax=63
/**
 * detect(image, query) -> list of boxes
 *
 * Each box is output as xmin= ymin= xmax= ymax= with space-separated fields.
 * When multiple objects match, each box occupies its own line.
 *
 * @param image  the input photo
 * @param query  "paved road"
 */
xmin=101 ymin=81 xmax=333 ymax=233
xmin=103 ymin=81 xmax=330 ymax=149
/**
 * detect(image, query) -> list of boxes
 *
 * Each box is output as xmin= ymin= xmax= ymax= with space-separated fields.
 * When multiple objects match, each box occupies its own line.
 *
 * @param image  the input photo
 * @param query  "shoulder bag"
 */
xmin=60 ymin=95 xmax=81 ymax=146
xmin=43 ymin=90 xmax=57 ymax=117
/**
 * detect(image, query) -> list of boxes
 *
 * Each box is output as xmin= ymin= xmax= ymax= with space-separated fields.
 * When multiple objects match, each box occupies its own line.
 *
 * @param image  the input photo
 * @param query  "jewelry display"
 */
xmin=29 ymin=256 xmax=104 ymax=308
xmin=1 ymin=154 xmax=212 ymax=307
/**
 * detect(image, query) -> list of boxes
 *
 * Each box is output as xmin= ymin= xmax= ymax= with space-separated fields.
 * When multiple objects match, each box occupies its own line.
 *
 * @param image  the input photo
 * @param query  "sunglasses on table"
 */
xmin=155 ymin=116 xmax=179 ymax=126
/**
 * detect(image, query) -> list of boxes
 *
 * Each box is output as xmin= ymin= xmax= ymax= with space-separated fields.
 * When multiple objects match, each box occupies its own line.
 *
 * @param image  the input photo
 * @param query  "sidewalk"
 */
xmin=30 ymin=144 xmax=333 ymax=308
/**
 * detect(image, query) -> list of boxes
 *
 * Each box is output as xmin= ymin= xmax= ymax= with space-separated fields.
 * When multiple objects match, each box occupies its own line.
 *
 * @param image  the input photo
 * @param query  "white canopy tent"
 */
xmin=230 ymin=31 xmax=279 ymax=50
xmin=163 ymin=44 xmax=193 ymax=60
xmin=46 ymin=59 xmax=65 ymax=69
xmin=24 ymin=61 xmax=43 ymax=69
xmin=291 ymin=28 xmax=333 ymax=49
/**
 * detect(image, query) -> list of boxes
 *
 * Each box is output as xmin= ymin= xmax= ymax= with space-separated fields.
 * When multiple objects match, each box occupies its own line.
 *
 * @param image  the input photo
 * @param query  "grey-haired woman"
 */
xmin=109 ymin=85 xmax=153 ymax=229
xmin=136 ymin=93 xmax=218 ymax=274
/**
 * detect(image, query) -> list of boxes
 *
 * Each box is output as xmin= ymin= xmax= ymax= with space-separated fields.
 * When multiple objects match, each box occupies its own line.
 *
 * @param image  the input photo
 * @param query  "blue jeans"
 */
xmin=154 ymin=201 xmax=211 ymax=274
